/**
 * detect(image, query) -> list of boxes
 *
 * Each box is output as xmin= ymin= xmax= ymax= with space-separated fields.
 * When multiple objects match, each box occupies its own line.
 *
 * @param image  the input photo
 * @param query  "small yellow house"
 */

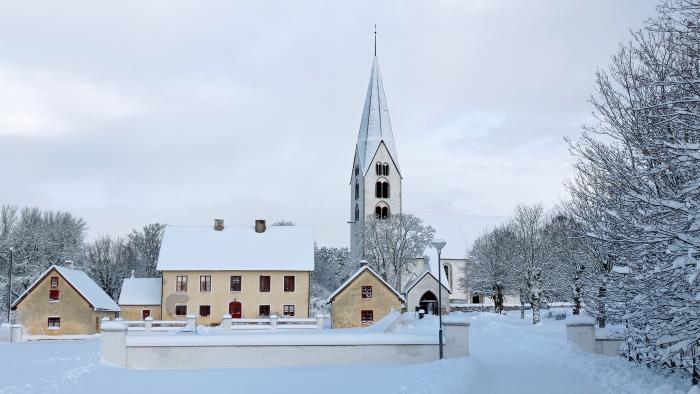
xmin=118 ymin=275 xmax=162 ymax=320
xmin=327 ymin=263 xmax=405 ymax=328
xmin=11 ymin=265 xmax=120 ymax=336
xmin=156 ymin=219 xmax=314 ymax=325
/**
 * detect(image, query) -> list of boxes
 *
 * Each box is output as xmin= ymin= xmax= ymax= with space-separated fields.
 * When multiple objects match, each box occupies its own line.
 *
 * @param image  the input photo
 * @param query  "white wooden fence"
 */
xmin=104 ymin=313 xmax=324 ymax=333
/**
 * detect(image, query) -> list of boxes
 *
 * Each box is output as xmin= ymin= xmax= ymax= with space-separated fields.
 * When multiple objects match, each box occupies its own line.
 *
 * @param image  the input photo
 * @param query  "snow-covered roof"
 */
xmin=12 ymin=265 xmax=120 ymax=312
xmin=156 ymin=224 xmax=315 ymax=271
xmin=118 ymin=277 xmax=162 ymax=305
xmin=327 ymin=265 xmax=405 ymax=304
xmin=403 ymin=270 xmax=452 ymax=295
xmin=353 ymin=56 xmax=401 ymax=178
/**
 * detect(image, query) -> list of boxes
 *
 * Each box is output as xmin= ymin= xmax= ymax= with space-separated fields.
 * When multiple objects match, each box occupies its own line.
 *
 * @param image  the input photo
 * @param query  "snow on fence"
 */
xmin=565 ymin=317 xmax=624 ymax=356
xmin=222 ymin=314 xmax=324 ymax=330
xmin=100 ymin=313 xmax=470 ymax=369
xmin=0 ymin=323 xmax=23 ymax=343
xmin=106 ymin=313 xmax=325 ymax=334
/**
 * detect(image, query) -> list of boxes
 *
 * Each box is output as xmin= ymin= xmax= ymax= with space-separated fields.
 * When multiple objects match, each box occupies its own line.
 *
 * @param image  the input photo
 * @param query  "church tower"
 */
xmin=349 ymin=47 xmax=403 ymax=265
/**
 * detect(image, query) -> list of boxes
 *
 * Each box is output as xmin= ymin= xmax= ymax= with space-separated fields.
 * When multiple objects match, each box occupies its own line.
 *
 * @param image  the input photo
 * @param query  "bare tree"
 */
xmin=126 ymin=223 xmax=166 ymax=278
xmin=510 ymin=204 xmax=551 ymax=325
xmin=465 ymin=225 xmax=518 ymax=313
xmin=86 ymin=235 xmax=129 ymax=300
xmin=363 ymin=214 xmax=435 ymax=291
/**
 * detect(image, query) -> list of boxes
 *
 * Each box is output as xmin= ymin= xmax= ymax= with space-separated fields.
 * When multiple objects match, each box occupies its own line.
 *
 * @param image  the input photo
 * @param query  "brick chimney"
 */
xmin=214 ymin=219 xmax=224 ymax=231
xmin=255 ymin=219 xmax=267 ymax=233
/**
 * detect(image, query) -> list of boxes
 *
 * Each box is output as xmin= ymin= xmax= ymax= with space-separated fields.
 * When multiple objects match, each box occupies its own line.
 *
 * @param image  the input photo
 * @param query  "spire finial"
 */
xmin=374 ymin=24 xmax=377 ymax=57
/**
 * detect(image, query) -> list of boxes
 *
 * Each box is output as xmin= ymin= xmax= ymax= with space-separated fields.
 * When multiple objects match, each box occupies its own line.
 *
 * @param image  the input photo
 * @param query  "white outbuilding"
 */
xmin=402 ymin=270 xmax=451 ymax=315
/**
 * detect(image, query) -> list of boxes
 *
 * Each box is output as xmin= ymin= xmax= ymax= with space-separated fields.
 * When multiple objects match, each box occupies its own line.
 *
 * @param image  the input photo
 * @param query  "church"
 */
xmin=347 ymin=45 xmax=508 ymax=305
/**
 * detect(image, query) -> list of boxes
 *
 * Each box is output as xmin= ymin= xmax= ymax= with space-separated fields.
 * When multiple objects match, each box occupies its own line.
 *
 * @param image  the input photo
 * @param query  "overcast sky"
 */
xmin=0 ymin=0 xmax=658 ymax=247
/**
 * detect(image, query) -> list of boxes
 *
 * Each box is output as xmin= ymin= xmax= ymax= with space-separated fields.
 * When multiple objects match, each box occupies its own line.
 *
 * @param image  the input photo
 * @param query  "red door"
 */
xmin=142 ymin=309 xmax=151 ymax=320
xmin=229 ymin=301 xmax=242 ymax=318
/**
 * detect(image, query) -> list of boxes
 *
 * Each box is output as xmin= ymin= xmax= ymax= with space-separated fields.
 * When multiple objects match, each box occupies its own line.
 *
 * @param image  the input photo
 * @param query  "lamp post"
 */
xmin=7 ymin=246 xmax=13 ymax=323
xmin=431 ymin=238 xmax=446 ymax=359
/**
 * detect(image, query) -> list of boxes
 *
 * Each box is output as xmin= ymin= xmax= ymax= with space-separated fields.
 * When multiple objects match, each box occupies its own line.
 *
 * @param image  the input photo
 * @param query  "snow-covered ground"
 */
xmin=0 ymin=311 xmax=690 ymax=394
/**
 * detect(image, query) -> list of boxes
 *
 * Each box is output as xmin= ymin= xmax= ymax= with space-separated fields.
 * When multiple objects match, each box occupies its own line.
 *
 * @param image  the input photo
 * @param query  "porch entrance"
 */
xmin=419 ymin=291 xmax=439 ymax=315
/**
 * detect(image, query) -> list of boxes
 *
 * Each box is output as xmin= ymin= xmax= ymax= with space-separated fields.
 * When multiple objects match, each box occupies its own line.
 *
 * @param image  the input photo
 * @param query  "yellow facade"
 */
xmin=160 ymin=270 xmax=311 ymax=325
xmin=119 ymin=305 xmax=162 ymax=321
xmin=330 ymin=269 xmax=403 ymax=328
xmin=13 ymin=268 xmax=119 ymax=336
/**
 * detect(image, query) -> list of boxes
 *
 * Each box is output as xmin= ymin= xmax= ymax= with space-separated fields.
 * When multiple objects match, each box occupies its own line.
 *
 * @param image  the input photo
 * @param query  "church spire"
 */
xmin=374 ymin=24 xmax=377 ymax=57
xmin=354 ymin=40 xmax=401 ymax=177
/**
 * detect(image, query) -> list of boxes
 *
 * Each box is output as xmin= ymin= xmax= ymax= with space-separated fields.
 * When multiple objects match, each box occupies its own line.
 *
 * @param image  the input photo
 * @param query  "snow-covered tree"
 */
xmin=86 ymin=235 xmax=130 ymax=300
xmin=312 ymin=246 xmax=353 ymax=297
xmin=567 ymin=0 xmax=700 ymax=384
xmin=0 ymin=205 xmax=18 ymax=321
xmin=126 ymin=223 xmax=165 ymax=278
xmin=363 ymin=214 xmax=435 ymax=291
xmin=8 ymin=207 xmax=87 ymax=293
xmin=509 ymin=204 xmax=555 ymax=325
xmin=465 ymin=225 xmax=519 ymax=313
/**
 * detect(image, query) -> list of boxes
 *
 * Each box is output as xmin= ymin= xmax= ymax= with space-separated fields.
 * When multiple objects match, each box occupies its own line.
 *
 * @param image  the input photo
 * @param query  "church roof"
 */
xmin=403 ymin=270 xmax=452 ymax=295
xmin=354 ymin=56 xmax=401 ymax=177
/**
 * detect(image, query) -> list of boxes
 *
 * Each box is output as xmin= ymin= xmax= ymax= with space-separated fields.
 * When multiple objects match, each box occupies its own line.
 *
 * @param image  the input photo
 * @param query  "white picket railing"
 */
xmin=103 ymin=313 xmax=325 ymax=334
xmin=223 ymin=314 xmax=324 ymax=331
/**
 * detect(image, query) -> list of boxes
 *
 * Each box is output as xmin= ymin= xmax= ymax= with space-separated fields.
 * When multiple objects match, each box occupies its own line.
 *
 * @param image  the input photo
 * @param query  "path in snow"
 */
xmin=463 ymin=312 xmax=688 ymax=394
xmin=0 ymin=312 xmax=690 ymax=394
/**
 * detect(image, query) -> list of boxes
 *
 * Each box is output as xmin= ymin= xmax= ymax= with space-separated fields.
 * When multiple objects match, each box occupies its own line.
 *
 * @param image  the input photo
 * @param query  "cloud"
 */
xmin=0 ymin=66 xmax=144 ymax=136
xmin=0 ymin=0 xmax=658 ymax=247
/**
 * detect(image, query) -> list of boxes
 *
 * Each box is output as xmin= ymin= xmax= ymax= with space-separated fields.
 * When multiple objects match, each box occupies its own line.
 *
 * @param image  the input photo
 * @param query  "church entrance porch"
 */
xmin=419 ymin=291 xmax=439 ymax=315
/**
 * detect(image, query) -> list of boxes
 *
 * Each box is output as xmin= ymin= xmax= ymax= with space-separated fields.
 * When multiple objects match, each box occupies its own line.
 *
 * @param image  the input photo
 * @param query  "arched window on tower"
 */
xmin=374 ymin=203 xmax=390 ymax=220
xmin=355 ymin=204 xmax=359 ymax=221
xmin=355 ymin=182 xmax=359 ymax=200
xmin=375 ymin=162 xmax=382 ymax=175
xmin=355 ymin=165 xmax=359 ymax=176
xmin=376 ymin=181 xmax=390 ymax=199
xmin=382 ymin=163 xmax=389 ymax=176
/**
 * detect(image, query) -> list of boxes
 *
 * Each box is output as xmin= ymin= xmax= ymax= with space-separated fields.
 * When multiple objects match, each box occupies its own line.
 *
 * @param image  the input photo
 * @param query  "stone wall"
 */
xmin=566 ymin=319 xmax=624 ymax=356
xmin=330 ymin=269 xmax=402 ymax=328
xmin=14 ymin=268 xmax=118 ymax=335
xmin=100 ymin=317 xmax=470 ymax=369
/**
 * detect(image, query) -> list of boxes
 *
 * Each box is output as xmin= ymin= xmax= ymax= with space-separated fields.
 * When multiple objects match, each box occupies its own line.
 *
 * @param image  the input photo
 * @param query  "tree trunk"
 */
xmin=531 ymin=290 xmax=541 ymax=325
xmin=598 ymin=286 xmax=606 ymax=328
xmin=572 ymin=269 xmax=582 ymax=315
xmin=519 ymin=289 xmax=525 ymax=319
xmin=496 ymin=289 xmax=504 ymax=314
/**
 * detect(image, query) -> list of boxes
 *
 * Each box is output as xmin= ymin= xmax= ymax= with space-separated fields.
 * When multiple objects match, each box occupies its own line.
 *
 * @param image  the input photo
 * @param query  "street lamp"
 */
xmin=7 ymin=246 xmax=13 ymax=324
xmin=431 ymin=238 xmax=446 ymax=359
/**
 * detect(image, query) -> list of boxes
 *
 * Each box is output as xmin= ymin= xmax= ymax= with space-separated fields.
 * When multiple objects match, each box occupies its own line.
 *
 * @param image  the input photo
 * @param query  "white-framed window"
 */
xmin=283 ymin=305 xmax=295 ymax=317
xmin=175 ymin=304 xmax=187 ymax=316
xmin=48 ymin=316 xmax=60 ymax=330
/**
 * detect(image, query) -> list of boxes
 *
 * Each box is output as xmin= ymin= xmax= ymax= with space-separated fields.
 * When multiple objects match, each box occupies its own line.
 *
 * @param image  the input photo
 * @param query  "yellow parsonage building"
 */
xmin=121 ymin=220 xmax=314 ymax=326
